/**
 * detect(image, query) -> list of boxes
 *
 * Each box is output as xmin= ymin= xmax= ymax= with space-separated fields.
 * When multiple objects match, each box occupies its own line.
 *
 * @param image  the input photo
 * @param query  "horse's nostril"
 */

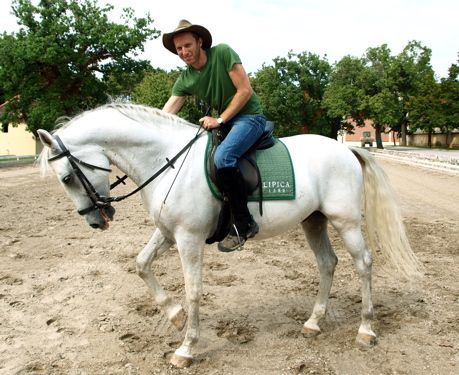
xmin=90 ymin=223 xmax=99 ymax=229
xmin=106 ymin=206 xmax=116 ymax=220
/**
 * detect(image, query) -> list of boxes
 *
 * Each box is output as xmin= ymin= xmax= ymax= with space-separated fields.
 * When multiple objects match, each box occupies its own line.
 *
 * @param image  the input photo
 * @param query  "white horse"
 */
xmin=38 ymin=103 xmax=421 ymax=368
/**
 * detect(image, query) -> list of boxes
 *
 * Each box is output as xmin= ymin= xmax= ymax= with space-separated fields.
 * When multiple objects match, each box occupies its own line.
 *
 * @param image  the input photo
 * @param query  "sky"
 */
xmin=1 ymin=0 xmax=458 ymax=79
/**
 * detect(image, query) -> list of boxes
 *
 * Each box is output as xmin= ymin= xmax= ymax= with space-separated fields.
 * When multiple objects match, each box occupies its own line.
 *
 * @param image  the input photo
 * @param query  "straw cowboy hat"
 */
xmin=162 ymin=19 xmax=212 ymax=54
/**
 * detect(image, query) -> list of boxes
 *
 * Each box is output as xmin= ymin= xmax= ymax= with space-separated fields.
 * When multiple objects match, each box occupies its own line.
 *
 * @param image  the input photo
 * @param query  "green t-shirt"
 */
xmin=172 ymin=43 xmax=263 ymax=116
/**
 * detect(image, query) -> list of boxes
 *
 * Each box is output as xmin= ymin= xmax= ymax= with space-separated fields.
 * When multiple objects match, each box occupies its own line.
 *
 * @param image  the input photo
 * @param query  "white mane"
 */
xmin=54 ymin=102 xmax=199 ymax=133
xmin=106 ymin=103 xmax=200 ymax=130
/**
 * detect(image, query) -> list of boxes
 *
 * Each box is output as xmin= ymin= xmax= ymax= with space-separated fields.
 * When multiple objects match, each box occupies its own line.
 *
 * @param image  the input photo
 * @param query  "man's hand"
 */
xmin=199 ymin=116 xmax=220 ymax=130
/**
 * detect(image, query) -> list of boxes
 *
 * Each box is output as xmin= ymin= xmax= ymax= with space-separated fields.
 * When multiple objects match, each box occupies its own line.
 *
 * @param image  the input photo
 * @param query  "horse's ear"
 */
xmin=37 ymin=129 xmax=57 ymax=149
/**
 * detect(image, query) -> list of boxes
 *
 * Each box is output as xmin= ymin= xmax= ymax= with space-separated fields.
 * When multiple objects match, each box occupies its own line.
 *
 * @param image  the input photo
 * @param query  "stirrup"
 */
xmin=217 ymin=224 xmax=245 ymax=252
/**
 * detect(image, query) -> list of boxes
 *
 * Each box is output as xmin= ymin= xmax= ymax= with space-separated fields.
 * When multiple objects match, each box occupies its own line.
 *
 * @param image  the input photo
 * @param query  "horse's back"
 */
xmin=281 ymin=134 xmax=361 ymax=181
xmin=279 ymin=134 xmax=363 ymax=218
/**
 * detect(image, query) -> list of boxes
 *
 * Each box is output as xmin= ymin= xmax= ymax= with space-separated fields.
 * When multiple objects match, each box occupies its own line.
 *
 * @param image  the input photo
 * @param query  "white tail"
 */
xmin=351 ymin=147 xmax=423 ymax=279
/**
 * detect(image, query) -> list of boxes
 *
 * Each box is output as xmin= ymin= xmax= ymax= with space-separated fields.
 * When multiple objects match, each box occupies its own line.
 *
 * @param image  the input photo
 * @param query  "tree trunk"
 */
xmin=401 ymin=121 xmax=407 ymax=146
xmin=329 ymin=122 xmax=340 ymax=140
xmin=375 ymin=126 xmax=384 ymax=149
xmin=447 ymin=130 xmax=452 ymax=148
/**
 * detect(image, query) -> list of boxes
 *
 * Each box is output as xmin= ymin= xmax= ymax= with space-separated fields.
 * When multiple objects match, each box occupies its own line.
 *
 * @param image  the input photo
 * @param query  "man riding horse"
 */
xmin=162 ymin=20 xmax=266 ymax=252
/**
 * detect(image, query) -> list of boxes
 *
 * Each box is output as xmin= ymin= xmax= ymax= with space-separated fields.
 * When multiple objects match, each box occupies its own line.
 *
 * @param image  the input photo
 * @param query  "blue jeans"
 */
xmin=214 ymin=115 xmax=266 ymax=169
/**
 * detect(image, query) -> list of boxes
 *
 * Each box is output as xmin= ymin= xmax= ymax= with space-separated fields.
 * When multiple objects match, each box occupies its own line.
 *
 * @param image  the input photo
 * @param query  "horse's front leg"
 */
xmin=136 ymin=228 xmax=187 ymax=331
xmin=170 ymin=232 xmax=204 ymax=368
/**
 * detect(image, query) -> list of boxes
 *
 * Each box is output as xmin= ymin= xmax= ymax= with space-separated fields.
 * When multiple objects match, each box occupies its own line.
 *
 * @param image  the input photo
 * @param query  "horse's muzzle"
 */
xmin=89 ymin=205 xmax=116 ymax=230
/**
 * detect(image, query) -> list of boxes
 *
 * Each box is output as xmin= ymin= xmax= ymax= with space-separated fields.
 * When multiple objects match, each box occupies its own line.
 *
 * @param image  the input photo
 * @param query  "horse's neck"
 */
xmin=106 ymin=121 xmax=197 ymax=186
xmin=70 ymin=108 xmax=198 ymax=186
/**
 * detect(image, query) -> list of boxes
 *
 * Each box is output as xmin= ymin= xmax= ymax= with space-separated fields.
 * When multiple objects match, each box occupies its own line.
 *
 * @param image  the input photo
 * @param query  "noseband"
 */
xmin=48 ymin=130 xmax=204 ymax=216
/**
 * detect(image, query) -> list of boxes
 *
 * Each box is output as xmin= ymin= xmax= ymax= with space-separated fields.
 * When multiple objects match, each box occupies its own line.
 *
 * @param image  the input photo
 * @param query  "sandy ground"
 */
xmin=0 ymin=159 xmax=458 ymax=375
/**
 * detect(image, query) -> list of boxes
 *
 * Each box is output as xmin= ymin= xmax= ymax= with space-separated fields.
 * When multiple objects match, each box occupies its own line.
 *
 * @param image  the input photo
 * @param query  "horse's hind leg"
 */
xmin=330 ymin=216 xmax=376 ymax=347
xmin=136 ymin=229 xmax=187 ymax=331
xmin=301 ymin=212 xmax=338 ymax=336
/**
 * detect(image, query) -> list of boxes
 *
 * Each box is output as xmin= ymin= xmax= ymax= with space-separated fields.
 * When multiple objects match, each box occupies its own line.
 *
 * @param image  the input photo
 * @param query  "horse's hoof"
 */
xmin=170 ymin=307 xmax=187 ymax=331
xmin=356 ymin=332 xmax=376 ymax=347
xmin=301 ymin=325 xmax=321 ymax=338
xmin=170 ymin=353 xmax=193 ymax=368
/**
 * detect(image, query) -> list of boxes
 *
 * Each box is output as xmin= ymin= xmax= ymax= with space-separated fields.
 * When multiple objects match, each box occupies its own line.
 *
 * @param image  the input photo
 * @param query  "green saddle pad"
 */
xmin=205 ymin=136 xmax=296 ymax=201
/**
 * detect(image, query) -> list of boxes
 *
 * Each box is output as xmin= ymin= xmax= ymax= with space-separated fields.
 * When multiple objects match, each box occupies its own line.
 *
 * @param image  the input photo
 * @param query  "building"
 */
xmin=337 ymin=119 xmax=398 ymax=147
xmin=0 ymin=100 xmax=42 ymax=156
xmin=0 ymin=122 xmax=42 ymax=156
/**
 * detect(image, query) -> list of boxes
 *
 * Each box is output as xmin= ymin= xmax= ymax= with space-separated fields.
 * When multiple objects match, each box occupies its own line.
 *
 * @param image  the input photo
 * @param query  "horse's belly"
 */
xmin=249 ymin=197 xmax=316 ymax=239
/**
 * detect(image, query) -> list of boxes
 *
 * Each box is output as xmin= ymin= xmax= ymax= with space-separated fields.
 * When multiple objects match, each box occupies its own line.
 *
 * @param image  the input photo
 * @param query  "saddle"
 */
xmin=206 ymin=121 xmax=275 ymax=244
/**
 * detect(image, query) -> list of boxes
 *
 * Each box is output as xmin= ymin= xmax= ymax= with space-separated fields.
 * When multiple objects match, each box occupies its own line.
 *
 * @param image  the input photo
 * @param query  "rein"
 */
xmin=108 ymin=127 xmax=205 ymax=203
xmin=48 ymin=128 xmax=205 ymax=215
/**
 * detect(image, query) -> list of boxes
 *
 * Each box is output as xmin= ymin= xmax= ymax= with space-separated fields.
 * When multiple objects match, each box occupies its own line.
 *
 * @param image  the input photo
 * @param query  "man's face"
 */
xmin=173 ymin=32 xmax=202 ymax=67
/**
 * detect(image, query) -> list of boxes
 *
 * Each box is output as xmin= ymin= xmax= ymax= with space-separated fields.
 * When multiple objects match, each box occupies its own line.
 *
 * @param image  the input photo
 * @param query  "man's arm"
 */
xmin=222 ymin=63 xmax=253 ymax=122
xmin=163 ymin=95 xmax=186 ymax=114
xmin=199 ymin=63 xmax=253 ymax=129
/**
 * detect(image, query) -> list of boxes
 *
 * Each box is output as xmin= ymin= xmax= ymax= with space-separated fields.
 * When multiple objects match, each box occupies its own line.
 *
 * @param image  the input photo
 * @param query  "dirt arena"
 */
xmin=0 ymin=158 xmax=457 ymax=375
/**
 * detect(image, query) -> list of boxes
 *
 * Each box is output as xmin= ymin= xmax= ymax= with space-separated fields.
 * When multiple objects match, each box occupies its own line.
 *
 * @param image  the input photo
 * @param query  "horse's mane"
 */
xmin=39 ymin=102 xmax=200 ymax=176
xmin=105 ymin=102 xmax=200 ymax=130
xmin=54 ymin=102 xmax=199 ymax=133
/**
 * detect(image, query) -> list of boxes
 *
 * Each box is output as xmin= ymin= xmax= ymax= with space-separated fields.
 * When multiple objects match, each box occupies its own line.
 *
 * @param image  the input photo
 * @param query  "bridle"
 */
xmin=48 ymin=135 xmax=114 ymax=215
xmin=48 ymin=129 xmax=204 ymax=216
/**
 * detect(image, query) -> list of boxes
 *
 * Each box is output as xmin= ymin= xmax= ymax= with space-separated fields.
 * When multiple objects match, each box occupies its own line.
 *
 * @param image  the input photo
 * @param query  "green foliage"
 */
xmin=103 ymin=59 xmax=154 ymax=99
xmin=252 ymin=63 xmax=303 ymax=136
xmin=406 ymin=75 xmax=440 ymax=133
xmin=440 ymin=61 xmax=459 ymax=129
xmin=323 ymin=41 xmax=437 ymax=148
xmin=408 ymin=59 xmax=458 ymax=138
xmin=323 ymin=55 xmax=368 ymax=126
xmin=252 ymin=52 xmax=340 ymax=138
xmin=0 ymin=0 xmax=159 ymax=133
xmin=132 ymin=68 xmax=202 ymax=124
xmin=132 ymin=69 xmax=177 ymax=108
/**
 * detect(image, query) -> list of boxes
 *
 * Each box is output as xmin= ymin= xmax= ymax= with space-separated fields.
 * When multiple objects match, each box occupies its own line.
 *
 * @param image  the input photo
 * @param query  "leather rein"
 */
xmin=48 ymin=129 xmax=205 ymax=216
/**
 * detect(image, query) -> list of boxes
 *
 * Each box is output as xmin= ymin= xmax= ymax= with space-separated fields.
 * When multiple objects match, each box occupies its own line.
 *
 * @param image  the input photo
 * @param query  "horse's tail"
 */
xmin=350 ymin=147 xmax=423 ymax=279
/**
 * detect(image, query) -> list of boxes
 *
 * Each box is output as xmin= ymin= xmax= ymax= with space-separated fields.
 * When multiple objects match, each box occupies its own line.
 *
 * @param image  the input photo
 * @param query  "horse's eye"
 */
xmin=62 ymin=174 xmax=72 ymax=184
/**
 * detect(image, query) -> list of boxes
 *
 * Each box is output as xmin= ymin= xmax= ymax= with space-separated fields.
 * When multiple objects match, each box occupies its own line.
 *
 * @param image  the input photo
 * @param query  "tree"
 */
xmin=132 ymin=68 xmax=203 ymax=124
xmin=407 ymin=58 xmax=459 ymax=147
xmin=0 ymin=0 xmax=159 ymax=134
xmin=438 ymin=59 xmax=459 ymax=140
xmin=132 ymin=69 xmax=177 ymax=109
xmin=324 ymin=42 xmax=435 ymax=149
xmin=323 ymin=55 xmax=368 ymax=134
xmin=392 ymin=41 xmax=434 ymax=145
xmin=252 ymin=61 xmax=304 ymax=136
xmin=103 ymin=59 xmax=154 ymax=99
xmin=252 ymin=51 xmax=339 ymax=138
xmin=406 ymin=75 xmax=441 ymax=147
xmin=360 ymin=45 xmax=401 ymax=148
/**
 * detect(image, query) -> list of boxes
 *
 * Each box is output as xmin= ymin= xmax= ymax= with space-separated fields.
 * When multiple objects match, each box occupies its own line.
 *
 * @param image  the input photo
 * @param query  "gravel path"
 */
xmin=368 ymin=146 xmax=459 ymax=175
